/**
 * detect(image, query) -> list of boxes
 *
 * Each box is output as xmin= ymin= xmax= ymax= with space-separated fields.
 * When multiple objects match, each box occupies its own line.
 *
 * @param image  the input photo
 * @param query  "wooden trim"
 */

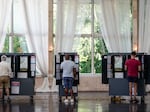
xmin=48 ymin=0 xmax=54 ymax=74
xmin=132 ymin=0 xmax=139 ymax=51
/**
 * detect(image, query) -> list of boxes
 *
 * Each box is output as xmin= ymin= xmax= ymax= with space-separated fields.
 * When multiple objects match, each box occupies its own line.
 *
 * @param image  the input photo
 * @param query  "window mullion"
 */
xmin=91 ymin=0 xmax=95 ymax=74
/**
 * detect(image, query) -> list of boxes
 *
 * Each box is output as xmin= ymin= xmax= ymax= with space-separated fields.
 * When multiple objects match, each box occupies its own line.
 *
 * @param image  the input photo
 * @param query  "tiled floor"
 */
xmin=0 ymin=92 xmax=149 ymax=112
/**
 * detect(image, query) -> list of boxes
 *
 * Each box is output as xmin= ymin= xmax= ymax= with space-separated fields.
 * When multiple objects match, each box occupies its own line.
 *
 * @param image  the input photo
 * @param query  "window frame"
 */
xmin=53 ymin=0 xmax=107 ymax=75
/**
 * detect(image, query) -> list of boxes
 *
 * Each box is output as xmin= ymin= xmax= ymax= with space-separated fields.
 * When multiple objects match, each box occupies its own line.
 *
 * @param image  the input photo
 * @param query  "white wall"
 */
xmin=35 ymin=75 xmax=109 ymax=92
xmin=78 ymin=75 xmax=109 ymax=92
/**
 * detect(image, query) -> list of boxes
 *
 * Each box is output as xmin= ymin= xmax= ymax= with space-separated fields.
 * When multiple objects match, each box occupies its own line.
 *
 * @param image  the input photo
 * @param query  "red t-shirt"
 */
xmin=125 ymin=58 xmax=141 ymax=77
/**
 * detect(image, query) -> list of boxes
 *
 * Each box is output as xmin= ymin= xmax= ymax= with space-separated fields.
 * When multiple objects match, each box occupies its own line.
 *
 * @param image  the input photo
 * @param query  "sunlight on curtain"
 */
xmin=55 ymin=0 xmax=78 ymax=53
xmin=97 ymin=0 xmax=131 ymax=52
xmin=139 ymin=0 xmax=150 ymax=92
xmin=22 ymin=0 xmax=48 ymax=76
xmin=21 ymin=0 xmax=50 ymax=92
xmin=139 ymin=0 xmax=150 ymax=54
xmin=0 ymin=0 xmax=12 ymax=51
xmin=53 ymin=0 xmax=79 ymax=92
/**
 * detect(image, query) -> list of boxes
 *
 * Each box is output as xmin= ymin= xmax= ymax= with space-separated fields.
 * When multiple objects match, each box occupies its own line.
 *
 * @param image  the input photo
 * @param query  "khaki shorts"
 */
xmin=0 ymin=76 xmax=10 ymax=88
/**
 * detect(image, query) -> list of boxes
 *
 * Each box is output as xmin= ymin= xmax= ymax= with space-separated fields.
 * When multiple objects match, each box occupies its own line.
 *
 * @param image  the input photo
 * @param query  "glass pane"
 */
xmin=94 ymin=2 xmax=102 ymax=34
xmin=2 ymin=35 xmax=9 ymax=53
xmin=13 ymin=0 xmax=26 ymax=33
xmin=94 ymin=37 xmax=108 ymax=73
xmin=13 ymin=36 xmax=28 ymax=53
xmin=73 ymin=37 xmax=91 ymax=73
xmin=76 ymin=2 xmax=92 ymax=34
xmin=3 ymin=35 xmax=28 ymax=53
xmin=3 ymin=0 xmax=28 ymax=53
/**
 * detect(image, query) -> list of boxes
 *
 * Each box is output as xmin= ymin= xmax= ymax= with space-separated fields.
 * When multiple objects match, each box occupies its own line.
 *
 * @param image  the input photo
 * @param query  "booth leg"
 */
xmin=59 ymin=96 xmax=62 ymax=102
xmin=141 ymin=96 xmax=145 ymax=103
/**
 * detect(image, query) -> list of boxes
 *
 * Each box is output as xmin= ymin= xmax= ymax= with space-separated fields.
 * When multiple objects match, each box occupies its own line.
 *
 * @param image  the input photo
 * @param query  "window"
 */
xmin=3 ymin=0 xmax=28 ymax=53
xmin=3 ymin=35 xmax=28 ymax=53
xmin=2 ymin=0 xmax=49 ymax=76
xmin=73 ymin=37 xmax=92 ymax=73
xmin=53 ymin=0 xmax=108 ymax=74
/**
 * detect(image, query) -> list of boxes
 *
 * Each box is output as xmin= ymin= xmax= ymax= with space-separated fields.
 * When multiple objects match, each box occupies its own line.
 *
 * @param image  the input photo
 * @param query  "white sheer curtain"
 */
xmin=139 ymin=0 xmax=150 ymax=92
xmin=97 ymin=0 xmax=131 ymax=52
xmin=139 ymin=0 xmax=150 ymax=54
xmin=55 ymin=0 xmax=78 ymax=53
xmin=52 ymin=0 xmax=78 ymax=92
xmin=22 ymin=0 xmax=50 ymax=92
xmin=0 ymin=0 xmax=12 ymax=51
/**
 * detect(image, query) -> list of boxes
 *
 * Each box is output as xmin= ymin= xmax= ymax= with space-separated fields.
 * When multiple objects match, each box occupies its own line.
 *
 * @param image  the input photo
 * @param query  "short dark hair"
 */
xmin=65 ymin=54 xmax=69 ymax=60
xmin=131 ymin=51 xmax=136 ymax=56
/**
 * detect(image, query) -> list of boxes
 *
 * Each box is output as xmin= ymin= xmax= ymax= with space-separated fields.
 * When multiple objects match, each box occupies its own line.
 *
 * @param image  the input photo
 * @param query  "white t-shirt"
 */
xmin=0 ymin=61 xmax=12 ymax=77
xmin=60 ymin=60 xmax=76 ymax=78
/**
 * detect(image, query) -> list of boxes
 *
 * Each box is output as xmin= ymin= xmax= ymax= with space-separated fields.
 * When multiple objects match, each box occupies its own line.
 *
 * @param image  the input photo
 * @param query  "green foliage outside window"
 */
xmin=74 ymin=37 xmax=107 ymax=73
xmin=3 ymin=35 xmax=28 ymax=53
xmin=94 ymin=38 xmax=108 ymax=73
xmin=74 ymin=38 xmax=91 ymax=73
xmin=2 ymin=35 xmax=9 ymax=52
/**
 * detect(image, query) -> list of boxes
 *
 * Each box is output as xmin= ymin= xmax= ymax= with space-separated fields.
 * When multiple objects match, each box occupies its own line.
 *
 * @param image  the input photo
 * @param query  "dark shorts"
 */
xmin=128 ymin=76 xmax=138 ymax=83
xmin=63 ymin=77 xmax=74 ymax=89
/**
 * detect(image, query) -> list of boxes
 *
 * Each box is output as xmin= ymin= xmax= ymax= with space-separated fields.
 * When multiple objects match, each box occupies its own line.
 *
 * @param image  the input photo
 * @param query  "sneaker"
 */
xmin=70 ymin=99 xmax=74 ymax=103
xmin=132 ymin=98 xmax=139 ymax=103
xmin=130 ymin=97 xmax=133 ymax=102
xmin=4 ymin=96 xmax=10 ymax=102
xmin=64 ymin=99 xmax=69 ymax=103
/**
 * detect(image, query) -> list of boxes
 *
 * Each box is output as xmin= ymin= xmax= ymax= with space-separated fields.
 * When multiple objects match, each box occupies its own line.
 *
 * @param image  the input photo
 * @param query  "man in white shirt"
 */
xmin=61 ymin=54 xmax=76 ymax=103
xmin=0 ymin=55 xmax=12 ymax=101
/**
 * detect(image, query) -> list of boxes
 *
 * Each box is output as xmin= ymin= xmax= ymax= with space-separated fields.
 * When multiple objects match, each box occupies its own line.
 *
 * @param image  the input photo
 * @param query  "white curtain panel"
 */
xmin=139 ymin=0 xmax=150 ymax=54
xmin=98 ymin=0 xmax=131 ymax=52
xmin=0 ymin=0 xmax=12 ymax=51
xmin=22 ymin=0 xmax=50 ymax=92
xmin=55 ymin=0 xmax=78 ymax=53
xmin=55 ymin=0 xmax=63 ymax=54
xmin=22 ymin=0 xmax=49 ymax=76
xmin=139 ymin=0 xmax=150 ymax=92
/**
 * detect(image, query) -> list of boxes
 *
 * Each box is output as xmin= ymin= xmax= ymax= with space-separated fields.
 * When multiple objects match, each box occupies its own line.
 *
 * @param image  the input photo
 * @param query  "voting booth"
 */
xmin=55 ymin=52 xmax=79 ymax=102
xmin=0 ymin=53 xmax=36 ymax=99
xmin=102 ymin=53 xmax=150 ymax=102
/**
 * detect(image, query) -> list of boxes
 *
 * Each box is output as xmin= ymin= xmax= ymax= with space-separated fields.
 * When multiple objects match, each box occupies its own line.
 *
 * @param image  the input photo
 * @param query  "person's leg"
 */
xmin=64 ymin=88 xmax=68 ymax=99
xmin=128 ymin=77 xmax=134 ymax=101
xmin=0 ymin=87 xmax=2 ymax=98
xmin=129 ymin=82 xmax=132 ymax=100
xmin=132 ymin=77 xmax=138 ymax=102
xmin=68 ymin=78 xmax=74 ymax=102
xmin=63 ymin=78 xmax=68 ymax=99
xmin=5 ymin=88 xmax=10 ymax=98
xmin=4 ymin=77 xmax=10 ymax=100
xmin=0 ymin=78 xmax=3 ymax=98
xmin=70 ymin=88 xmax=73 ymax=99
xmin=133 ymin=82 xmax=137 ymax=100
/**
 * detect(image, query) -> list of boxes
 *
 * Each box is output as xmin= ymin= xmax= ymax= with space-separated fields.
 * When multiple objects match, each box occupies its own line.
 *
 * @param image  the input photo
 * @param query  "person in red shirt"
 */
xmin=125 ymin=51 xmax=141 ymax=102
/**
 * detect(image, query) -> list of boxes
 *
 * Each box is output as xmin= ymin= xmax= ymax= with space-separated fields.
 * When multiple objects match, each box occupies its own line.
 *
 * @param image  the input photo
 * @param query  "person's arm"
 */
xmin=60 ymin=64 xmax=62 ymax=71
xmin=60 ymin=63 xmax=63 ymax=78
xmin=124 ymin=60 xmax=128 ymax=71
xmin=8 ymin=63 xmax=12 ymax=77
xmin=138 ymin=61 xmax=141 ymax=72
xmin=124 ymin=65 xmax=127 ymax=71
xmin=72 ymin=62 xmax=76 ymax=78
xmin=138 ymin=65 xmax=141 ymax=71
xmin=124 ymin=61 xmax=128 ymax=78
xmin=73 ymin=68 xmax=76 ymax=78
